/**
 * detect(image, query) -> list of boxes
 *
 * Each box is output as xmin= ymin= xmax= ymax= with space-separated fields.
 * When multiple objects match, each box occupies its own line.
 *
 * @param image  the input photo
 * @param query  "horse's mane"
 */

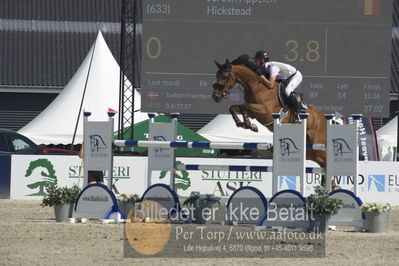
xmin=231 ymin=54 xmax=261 ymax=75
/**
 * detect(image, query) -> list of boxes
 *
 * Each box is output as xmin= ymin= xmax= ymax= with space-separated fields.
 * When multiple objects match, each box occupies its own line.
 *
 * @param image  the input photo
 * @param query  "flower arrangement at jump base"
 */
xmin=117 ymin=193 xmax=140 ymax=218
xmin=361 ymin=202 xmax=391 ymax=233
xmin=117 ymin=193 xmax=140 ymax=203
xmin=361 ymin=202 xmax=391 ymax=213
xmin=41 ymin=183 xmax=81 ymax=222
xmin=305 ymin=185 xmax=343 ymax=233
xmin=183 ymin=192 xmax=221 ymax=206
xmin=183 ymin=192 xmax=221 ymax=224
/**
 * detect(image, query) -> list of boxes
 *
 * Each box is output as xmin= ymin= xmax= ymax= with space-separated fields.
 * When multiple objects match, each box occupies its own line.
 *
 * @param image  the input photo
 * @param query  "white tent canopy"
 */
xmin=197 ymin=114 xmax=273 ymax=143
xmin=376 ymin=115 xmax=398 ymax=161
xmin=19 ymin=31 xmax=147 ymax=145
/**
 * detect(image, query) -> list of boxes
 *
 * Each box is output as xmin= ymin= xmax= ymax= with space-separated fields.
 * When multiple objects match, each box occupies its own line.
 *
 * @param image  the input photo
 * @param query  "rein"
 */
xmin=235 ymin=65 xmax=265 ymax=92
xmin=215 ymin=65 xmax=266 ymax=98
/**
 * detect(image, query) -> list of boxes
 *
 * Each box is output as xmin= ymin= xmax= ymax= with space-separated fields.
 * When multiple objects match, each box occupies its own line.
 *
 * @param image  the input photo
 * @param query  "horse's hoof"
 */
xmin=251 ymin=124 xmax=258 ymax=132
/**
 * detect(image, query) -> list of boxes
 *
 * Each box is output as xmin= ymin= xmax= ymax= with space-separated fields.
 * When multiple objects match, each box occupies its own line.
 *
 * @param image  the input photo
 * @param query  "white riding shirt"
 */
xmin=263 ymin=61 xmax=303 ymax=96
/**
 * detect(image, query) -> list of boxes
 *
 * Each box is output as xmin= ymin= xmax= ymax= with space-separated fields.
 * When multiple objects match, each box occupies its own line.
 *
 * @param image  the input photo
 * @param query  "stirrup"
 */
xmin=289 ymin=108 xmax=301 ymax=122
xmin=299 ymin=102 xmax=308 ymax=112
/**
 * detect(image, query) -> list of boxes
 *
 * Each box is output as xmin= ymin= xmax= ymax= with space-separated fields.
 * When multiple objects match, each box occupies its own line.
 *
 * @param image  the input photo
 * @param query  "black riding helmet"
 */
xmin=253 ymin=51 xmax=270 ymax=61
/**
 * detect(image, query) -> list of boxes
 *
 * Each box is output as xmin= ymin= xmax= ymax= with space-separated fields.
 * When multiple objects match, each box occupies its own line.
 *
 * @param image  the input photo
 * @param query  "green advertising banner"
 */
xmin=116 ymin=115 xmax=218 ymax=157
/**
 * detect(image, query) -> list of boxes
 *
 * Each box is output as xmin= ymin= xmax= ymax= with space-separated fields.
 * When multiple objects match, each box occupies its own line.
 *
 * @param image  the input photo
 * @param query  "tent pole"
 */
xmin=71 ymin=33 xmax=98 ymax=147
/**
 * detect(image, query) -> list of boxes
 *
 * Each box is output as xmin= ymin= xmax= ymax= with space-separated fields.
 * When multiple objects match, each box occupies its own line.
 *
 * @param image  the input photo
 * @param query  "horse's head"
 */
xmin=212 ymin=59 xmax=236 ymax=103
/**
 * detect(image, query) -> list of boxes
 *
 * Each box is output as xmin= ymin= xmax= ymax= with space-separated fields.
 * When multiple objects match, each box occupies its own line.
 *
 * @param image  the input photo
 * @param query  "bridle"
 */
xmin=213 ymin=70 xmax=233 ymax=98
xmin=214 ymin=65 xmax=264 ymax=98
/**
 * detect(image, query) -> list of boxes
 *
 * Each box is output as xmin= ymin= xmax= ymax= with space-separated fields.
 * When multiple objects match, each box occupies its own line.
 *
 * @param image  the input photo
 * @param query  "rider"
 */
xmin=253 ymin=50 xmax=307 ymax=114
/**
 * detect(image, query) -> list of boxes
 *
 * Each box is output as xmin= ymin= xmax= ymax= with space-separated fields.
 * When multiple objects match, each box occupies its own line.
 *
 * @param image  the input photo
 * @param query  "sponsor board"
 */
xmin=10 ymin=155 xmax=316 ymax=200
xmin=9 ymin=155 xmax=399 ymax=205
xmin=10 ymin=155 xmax=146 ymax=199
xmin=304 ymin=161 xmax=399 ymax=205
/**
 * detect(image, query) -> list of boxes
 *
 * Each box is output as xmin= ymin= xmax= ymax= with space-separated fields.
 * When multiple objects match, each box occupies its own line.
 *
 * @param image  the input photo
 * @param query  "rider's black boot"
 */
xmin=287 ymin=92 xmax=300 ymax=114
xmin=287 ymin=92 xmax=307 ymax=114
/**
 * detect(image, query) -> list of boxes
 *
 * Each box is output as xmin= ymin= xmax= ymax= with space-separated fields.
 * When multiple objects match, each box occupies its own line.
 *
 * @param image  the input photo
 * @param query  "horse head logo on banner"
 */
xmin=279 ymin=138 xmax=299 ymax=156
xmin=332 ymin=138 xmax=352 ymax=156
xmin=89 ymin=134 xmax=107 ymax=152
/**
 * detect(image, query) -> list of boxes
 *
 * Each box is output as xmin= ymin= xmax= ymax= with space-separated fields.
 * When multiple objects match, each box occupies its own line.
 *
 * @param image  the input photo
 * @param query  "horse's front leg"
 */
xmin=240 ymin=106 xmax=258 ymax=132
xmin=229 ymin=105 xmax=245 ymax=128
xmin=230 ymin=105 xmax=258 ymax=132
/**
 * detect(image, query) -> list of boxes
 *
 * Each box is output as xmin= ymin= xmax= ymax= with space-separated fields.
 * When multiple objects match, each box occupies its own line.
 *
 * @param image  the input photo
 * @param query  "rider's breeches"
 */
xmin=284 ymin=71 xmax=303 ymax=97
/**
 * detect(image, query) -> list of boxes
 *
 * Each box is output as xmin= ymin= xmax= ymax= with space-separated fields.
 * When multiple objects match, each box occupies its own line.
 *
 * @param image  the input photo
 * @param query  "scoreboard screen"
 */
xmin=141 ymin=0 xmax=393 ymax=117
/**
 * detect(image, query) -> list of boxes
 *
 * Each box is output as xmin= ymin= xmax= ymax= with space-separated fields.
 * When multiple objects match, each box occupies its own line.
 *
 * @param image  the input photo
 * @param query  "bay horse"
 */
xmin=212 ymin=55 xmax=327 ymax=169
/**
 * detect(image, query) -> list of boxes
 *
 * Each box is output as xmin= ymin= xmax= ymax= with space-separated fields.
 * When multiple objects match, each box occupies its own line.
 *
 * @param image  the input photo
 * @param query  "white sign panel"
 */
xmin=352 ymin=161 xmax=399 ymax=204
xmin=10 ymin=155 xmax=81 ymax=198
xmin=9 ymin=155 xmax=399 ymax=205
xmin=226 ymin=187 xmax=267 ymax=225
xmin=85 ymin=121 xmax=113 ymax=171
xmin=263 ymin=191 xmax=308 ymax=228
xmin=273 ymin=124 xmax=306 ymax=176
xmin=327 ymin=124 xmax=357 ymax=176
xmin=329 ymin=191 xmax=364 ymax=229
xmin=73 ymin=185 xmax=117 ymax=219
xmin=148 ymin=121 xmax=176 ymax=172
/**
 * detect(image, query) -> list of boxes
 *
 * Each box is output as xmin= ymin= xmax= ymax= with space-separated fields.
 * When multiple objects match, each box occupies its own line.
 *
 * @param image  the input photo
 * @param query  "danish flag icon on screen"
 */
xmin=364 ymin=0 xmax=380 ymax=15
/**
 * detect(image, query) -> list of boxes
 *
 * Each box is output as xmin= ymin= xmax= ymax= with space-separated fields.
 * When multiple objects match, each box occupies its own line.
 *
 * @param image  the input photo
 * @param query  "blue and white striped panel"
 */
xmin=175 ymin=164 xmax=273 ymax=172
xmin=175 ymin=164 xmax=322 ymax=174
xmin=306 ymin=143 xmax=326 ymax=151
xmin=305 ymin=167 xmax=325 ymax=174
xmin=114 ymin=140 xmax=272 ymax=150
